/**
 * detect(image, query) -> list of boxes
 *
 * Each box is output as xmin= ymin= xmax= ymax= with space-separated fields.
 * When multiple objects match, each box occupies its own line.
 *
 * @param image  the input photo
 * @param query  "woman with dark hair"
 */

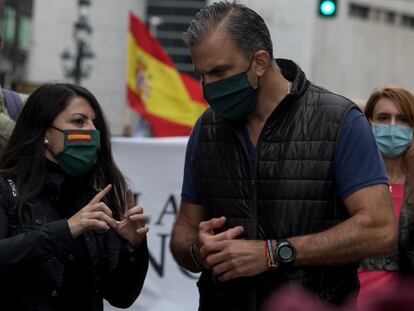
xmin=358 ymin=86 xmax=414 ymax=308
xmin=0 ymin=83 xmax=149 ymax=310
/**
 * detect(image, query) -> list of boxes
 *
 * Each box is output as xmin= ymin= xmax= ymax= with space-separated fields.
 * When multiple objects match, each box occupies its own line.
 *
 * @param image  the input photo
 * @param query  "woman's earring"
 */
xmin=44 ymin=137 xmax=49 ymax=144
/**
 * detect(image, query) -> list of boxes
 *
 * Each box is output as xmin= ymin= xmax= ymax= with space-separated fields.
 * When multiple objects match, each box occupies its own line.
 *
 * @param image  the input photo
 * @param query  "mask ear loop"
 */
xmin=244 ymin=53 xmax=256 ymax=73
xmin=247 ymin=50 xmax=272 ymax=90
xmin=256 ymin=76 xmax=260 ymax=90
xmin=246 ymin=53 xmax=260 ymax=90
xmin=51 ymin=125 xmax=65 ymax=133
xmin=247 ymin=50 xmax=273 ymax=90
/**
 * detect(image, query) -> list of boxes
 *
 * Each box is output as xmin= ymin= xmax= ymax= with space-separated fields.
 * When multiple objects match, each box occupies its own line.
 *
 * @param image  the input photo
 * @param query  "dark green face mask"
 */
xmin=51 ymin=127 xmax=101 ymax=177
xmin=202 ymin=59 xmax=259 ymax=121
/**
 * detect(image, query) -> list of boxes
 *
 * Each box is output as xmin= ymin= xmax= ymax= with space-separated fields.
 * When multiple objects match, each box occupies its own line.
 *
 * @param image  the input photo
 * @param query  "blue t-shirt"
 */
xmin=181 ymin=108 xmax=388 ymax=204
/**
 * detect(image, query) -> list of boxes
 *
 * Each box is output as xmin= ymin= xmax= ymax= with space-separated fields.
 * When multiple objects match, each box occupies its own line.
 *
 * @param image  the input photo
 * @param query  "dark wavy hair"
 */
xmin=0 ymin=83 xmax=127 ymax=220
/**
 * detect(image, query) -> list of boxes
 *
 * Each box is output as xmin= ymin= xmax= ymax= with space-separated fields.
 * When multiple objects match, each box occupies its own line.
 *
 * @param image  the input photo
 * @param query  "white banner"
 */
xmin=105 ymin=137 xmax=199 ymax=311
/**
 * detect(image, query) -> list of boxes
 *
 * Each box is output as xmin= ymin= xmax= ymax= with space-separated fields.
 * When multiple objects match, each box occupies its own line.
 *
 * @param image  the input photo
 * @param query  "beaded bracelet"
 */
xmin=265 ymin=239 xmax=278 ymax=269
xmin=190 ymin=242 xmax=203 ymax=271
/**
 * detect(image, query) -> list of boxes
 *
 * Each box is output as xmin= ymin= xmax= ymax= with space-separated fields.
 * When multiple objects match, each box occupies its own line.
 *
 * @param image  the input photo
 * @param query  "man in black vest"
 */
xmin=170 ymin=2 xmax=397 ymax=310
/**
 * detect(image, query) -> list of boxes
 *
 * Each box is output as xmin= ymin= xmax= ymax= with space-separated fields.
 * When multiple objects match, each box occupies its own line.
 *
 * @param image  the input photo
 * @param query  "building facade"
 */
xmin=0 ymin=0 xmax=33 ymax=89
xmin=240 ymin=0 xmax=414 ymax=103
xmin=147 ymin=0 xmax=206 ymax=76
xmin=13 ymin=0 xmax=414 ymax=134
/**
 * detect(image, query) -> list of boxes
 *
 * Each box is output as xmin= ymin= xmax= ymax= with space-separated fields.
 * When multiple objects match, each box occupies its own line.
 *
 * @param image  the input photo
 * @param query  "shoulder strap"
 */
xmin=3 ymin=89 xmax=23 ymax=121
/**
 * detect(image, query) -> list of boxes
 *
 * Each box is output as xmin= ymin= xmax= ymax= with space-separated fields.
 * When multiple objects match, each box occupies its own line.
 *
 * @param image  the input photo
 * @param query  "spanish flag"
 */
xmin=67 ymin=131 xmax=91 ymax=142
xmin=126 ymin=12 xmax=207 ymax=137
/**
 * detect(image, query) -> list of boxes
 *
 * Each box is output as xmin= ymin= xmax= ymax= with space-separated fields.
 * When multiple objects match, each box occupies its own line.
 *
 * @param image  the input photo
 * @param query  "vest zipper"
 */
xmin=251 ymin=92 xmax=291 ymax=240
xmin=252 ymin=136 xmax=264 ymax=240
xmin=233 ymin=126 xmax=259 ymax=239
xmin=250 ymin=132 xmax=263 ymax=311
xmin=250 ymin=122 xmax=271 ymax=311
xmin=234 ymin=124 xmax=264 ymax=311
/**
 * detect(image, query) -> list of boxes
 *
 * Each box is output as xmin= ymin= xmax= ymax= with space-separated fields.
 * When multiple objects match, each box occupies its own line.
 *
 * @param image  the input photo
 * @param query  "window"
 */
xmin=3 ymin=6 xmax=17 ymax=44
xmin=401 ymin=15 xmax=414 ymax=29
xmin=349 ymin=4 xmax=370 ymax=20
xmin=370 ymin=8 xmax=381 ymax=22
xmin=348 ymin=3 xmax=414 ymax=31
xmin=384 ymin=11 xmax=396 ymax=25
xmin=147 ymin=0 xmax=207 ymax=77
xmin=18 ymin=15 xmax=31 ymax=51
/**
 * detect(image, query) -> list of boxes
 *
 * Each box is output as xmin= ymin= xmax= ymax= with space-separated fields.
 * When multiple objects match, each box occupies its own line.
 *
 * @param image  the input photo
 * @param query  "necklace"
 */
xmin=287 ymin=81 xmax=291 ymax=95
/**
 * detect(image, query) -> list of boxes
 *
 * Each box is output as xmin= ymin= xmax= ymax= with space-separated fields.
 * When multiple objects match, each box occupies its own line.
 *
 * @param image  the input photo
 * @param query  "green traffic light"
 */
xmin=320 ymin=0 xmax=336 ymax=16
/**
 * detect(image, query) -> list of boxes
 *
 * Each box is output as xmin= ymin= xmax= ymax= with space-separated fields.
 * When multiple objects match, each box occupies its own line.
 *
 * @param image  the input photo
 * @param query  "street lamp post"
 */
xmin=61 ymin=0 xmax=94 ymax=85
xmin=148 ymin=15 xmax=163 ymax=36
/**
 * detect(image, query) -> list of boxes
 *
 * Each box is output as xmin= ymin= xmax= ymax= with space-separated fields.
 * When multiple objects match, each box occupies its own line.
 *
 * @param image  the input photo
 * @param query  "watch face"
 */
xmin=275 ymin=240 xmax=296 ymax=265
xmin=279 ymin=243 xmax=295 ymax=263
xmin=279 ymin=244 xmax=294 ymax=261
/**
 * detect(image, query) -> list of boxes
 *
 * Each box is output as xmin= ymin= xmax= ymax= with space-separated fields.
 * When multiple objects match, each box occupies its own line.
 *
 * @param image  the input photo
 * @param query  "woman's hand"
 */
xmin=68 ymin=185 xmax=117 ymax=238
xmin=116 ymin=188 xmax=149 ymax=251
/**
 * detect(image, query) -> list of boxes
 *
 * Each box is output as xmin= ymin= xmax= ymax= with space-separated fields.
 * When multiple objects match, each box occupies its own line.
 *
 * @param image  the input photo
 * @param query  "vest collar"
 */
xmin=275 ymin=58 xmax=309 ymax=99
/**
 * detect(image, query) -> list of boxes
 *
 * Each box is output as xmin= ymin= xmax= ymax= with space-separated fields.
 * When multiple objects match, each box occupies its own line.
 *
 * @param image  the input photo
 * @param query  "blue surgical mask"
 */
xmin=372 ymin=124 xmax=413 ymax=158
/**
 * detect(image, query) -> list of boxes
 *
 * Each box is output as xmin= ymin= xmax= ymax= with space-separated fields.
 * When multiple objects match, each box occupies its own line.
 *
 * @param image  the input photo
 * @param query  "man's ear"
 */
xmin=253 ymin=50 xmax=271 ymax=77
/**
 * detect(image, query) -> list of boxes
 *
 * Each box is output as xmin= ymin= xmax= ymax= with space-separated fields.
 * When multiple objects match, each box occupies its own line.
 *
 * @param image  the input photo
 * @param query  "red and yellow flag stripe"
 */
xmin=67 ymin=131 xmax=91 ymax=142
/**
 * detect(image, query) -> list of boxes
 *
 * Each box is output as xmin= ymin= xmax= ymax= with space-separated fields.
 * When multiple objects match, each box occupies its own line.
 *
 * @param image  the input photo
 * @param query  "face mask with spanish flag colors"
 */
xmin=51 ymin=127 xmax=101 ymax=177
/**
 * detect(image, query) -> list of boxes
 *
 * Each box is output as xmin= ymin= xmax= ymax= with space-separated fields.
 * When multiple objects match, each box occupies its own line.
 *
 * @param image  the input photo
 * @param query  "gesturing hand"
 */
xmin=198 ymin=216 xmax=243 ymax=254
xmin=68 ymin=184 xmax=117 ymax=238
xmin=197 ymin=216 xmax=244 ymax=268
xmin=198 ymin=216 xmax=267 ymax=281
xmin=116 ymin=188 xmax=149 ymax=251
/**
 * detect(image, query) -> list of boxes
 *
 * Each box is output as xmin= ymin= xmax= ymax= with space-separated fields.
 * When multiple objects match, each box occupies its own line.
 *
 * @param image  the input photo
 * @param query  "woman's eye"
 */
xmin=72 ymin=119 xmax=85 ymax=125
xmin=398 ymin=116 xmax=408 ymax=123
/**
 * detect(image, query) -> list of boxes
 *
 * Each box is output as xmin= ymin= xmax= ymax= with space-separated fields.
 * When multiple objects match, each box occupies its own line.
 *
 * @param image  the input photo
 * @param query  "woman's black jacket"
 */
xmin=0 ymin=168 xmax=149 ymax=311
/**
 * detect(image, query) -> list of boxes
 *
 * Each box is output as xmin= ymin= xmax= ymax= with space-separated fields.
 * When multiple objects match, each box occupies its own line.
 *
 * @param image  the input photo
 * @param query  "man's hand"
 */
xmin=198 ymin=216 xmax=268 ymax=281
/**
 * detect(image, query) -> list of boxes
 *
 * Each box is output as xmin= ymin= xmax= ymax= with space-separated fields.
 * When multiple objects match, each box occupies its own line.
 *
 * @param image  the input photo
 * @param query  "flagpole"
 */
xmin=149 ymin=16 xmax=163 ymax=36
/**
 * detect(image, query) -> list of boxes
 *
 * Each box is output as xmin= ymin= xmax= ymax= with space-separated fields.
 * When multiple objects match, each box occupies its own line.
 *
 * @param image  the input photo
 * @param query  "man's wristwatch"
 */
xmin=274 ymin=239 xmax=296 ymax=266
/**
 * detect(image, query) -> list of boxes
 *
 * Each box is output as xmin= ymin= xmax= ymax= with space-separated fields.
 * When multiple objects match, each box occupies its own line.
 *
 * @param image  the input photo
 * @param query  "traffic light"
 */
xmin=319 ymin=0 xmax=337 ymax=17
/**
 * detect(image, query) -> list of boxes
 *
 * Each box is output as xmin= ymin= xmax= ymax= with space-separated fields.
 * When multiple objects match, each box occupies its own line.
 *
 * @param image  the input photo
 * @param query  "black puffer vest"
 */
xmin=195 ymin=59 xmax=358 ymax=311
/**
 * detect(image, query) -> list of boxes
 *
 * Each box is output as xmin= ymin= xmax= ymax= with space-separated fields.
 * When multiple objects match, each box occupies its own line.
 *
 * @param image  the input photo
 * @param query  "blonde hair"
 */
xmin=364 ymin=86 xmax=414 ymax=127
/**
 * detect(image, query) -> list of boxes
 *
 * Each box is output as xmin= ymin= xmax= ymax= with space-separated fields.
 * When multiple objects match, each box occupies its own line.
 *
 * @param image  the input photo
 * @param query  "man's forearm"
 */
xmin=291 ymin=217 xmax=394 ymax=266
xmin=290 ymin=190 xmax=397 ymax=266
xmin=170 ymin=224 xmax=202 ymax=272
